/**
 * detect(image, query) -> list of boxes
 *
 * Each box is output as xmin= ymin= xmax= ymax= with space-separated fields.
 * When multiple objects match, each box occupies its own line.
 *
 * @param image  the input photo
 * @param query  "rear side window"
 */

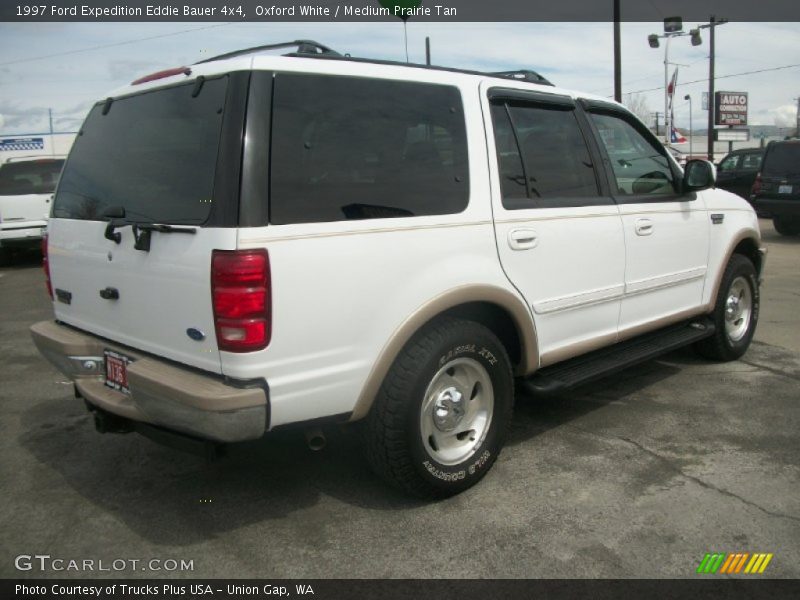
xmin=270 ymin=73 xmax=469 ymax=224
xmin=53 ymin=77 xmax=228 ymax=224
xmin=763 ymin=144 xmax=800 ymax=177
xmin=489 ymin=99 xmax=601 ymax=209
xmin=0 ymin=160 xmax=64 ymax=195
xmin=741 ymin=153 xmax=762 ymax=170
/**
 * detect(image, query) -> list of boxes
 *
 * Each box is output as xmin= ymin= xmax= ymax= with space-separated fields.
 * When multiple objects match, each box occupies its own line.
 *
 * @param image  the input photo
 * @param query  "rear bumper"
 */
xmin=30 ymin=320 xmax=268 ymax=443
xmin=0 ymin=223 xmax=46 ymax=247
xmin=753 ymin=197 xmax=800 ymax=217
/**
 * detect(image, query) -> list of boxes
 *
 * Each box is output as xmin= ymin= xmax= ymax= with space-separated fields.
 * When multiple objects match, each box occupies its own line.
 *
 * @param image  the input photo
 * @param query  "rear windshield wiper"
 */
xmin=131 ymin=223 xmax=197 ymax=252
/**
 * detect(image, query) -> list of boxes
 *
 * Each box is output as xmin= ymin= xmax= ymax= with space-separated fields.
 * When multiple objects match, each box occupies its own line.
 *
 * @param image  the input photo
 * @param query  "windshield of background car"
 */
xmin=0 ymin=159 xmax=64 ymax=195
xmin=53 ymin=76 xmax=227 ymax=224
xmin=762 ymin=144 xmax=800 ymax=177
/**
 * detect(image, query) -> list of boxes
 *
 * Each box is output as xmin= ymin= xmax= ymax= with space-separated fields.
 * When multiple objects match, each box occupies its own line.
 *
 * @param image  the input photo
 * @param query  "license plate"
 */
xmin=104 ymin=350 xmax=131 ymax=394
xmin=779 ymin=184 xmax=793 ymax=194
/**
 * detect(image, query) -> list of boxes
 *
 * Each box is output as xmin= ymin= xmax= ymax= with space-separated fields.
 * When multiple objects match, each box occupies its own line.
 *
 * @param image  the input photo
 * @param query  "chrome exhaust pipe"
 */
xmin=305 ymin=428 xmax=326 ymax=451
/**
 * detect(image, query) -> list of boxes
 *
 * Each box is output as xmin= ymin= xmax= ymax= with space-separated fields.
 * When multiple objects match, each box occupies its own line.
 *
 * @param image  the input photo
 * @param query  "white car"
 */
xmin=31 ymin=41 xmax=765 ymax=497
xmin=0 ymin=156 xmax=64 ymax=258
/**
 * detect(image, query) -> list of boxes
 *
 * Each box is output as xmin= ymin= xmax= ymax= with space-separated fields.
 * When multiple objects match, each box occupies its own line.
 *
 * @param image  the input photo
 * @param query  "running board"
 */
xmin=522 ymin=318 xmax=715 ymax=395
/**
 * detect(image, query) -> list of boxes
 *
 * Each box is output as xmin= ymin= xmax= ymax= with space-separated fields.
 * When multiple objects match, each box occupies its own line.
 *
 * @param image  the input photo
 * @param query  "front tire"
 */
xmin=363 ymin=318 xmax=513 ymax=498
xmin=695 ymin=254 xmax=759 ymax=361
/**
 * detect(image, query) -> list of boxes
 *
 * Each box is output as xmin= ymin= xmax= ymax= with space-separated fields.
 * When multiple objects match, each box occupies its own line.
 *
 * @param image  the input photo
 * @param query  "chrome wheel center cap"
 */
xmin=433 ymin=387 xmax=465 ymax=432
xmin=726 ymin=296 xmax=740 ymax=319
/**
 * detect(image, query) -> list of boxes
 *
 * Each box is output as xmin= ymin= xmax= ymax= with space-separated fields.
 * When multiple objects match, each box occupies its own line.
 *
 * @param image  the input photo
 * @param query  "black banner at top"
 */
xmin=1 ymin=0 xmax=799 ymax=22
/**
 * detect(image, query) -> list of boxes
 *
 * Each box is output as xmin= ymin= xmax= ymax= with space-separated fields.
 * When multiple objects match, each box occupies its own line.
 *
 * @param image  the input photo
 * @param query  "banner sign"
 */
xmin=0 ymin=137 xmax=45 ymax=152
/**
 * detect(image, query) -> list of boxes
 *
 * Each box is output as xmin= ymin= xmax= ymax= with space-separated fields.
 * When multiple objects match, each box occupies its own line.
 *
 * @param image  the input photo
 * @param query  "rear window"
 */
xmin=270 ymin=73 xmax=469 ymax=224
xmin=763 ymin=143 xmax=800 ymax=177
xmin=0 ymin=159 xmax=64 ymax=195
xmin=53 ymin=77 xmax=228 ymax=224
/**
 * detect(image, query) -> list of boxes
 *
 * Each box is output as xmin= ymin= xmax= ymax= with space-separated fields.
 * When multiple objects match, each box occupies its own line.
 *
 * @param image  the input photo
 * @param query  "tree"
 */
xmin=624 ymin=93 xmax=652 ymax=127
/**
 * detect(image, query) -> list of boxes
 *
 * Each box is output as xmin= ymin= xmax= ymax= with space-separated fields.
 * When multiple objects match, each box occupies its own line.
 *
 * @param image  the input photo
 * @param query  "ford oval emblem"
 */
xmin=186 ymin=328 xmax=206 ymax=342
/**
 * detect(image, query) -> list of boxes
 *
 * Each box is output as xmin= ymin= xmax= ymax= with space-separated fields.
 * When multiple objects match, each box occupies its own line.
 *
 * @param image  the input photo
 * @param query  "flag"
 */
xmin=667 ymin=67 xmax=679 ymax=98
xmin=670 ymin=105 xmax=687 ymax=144
xmin=670 ymin=125 xmax=687 ymax=144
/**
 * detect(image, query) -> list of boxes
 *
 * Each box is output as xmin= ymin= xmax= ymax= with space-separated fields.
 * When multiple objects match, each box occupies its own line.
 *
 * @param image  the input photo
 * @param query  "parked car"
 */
xmin=30 ymin=40 xmax=765 ymax=498
xmin=751 ymin=140 xmax=800 ymax=235
xmin=0 ymin=156 xmax=64 ymax=258
xmin=716 ymin=148 xmax=765 ymax=204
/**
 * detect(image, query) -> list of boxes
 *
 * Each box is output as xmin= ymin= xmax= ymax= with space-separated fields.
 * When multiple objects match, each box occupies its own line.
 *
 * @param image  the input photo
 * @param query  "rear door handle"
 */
xmin=508 ymin=229 xmax=538 ymax=251
xmin=634 ymin=218 xmax=654 ymax=236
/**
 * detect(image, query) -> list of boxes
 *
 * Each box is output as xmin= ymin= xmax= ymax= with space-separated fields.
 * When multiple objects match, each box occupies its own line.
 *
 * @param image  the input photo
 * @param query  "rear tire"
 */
xmin=773 ymin=216 xmax=800 ymax=236
xmin=363 ymin=318 xmax=513 ymax=498
xmin=695 ymin=254 xmax=759 ymax=361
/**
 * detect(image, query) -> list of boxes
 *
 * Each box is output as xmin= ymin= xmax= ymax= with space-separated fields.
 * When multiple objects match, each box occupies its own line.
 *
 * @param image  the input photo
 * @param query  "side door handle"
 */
xmin=508 ymin=229 xmax=538 ymax=251
xmin=634 ymin=218 xmax=654 ymax=236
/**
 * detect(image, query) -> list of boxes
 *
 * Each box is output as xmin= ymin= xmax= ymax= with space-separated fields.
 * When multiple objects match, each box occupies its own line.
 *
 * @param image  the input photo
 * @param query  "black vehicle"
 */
xmin=752 ymin=140 xmax=800 ymax=236
xmin=716 ymin=147 xmax=764 ymax=202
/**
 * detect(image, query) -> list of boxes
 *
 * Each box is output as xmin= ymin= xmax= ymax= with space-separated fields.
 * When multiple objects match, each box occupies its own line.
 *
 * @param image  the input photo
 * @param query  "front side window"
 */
xmin=489 ymin=100 xmax=600 ymax=209
xmin=590 ymin=112 xmax=676 ymax=196
xmin=270 ymin=73 xmax=469 ymax=224
xmin=719 ymin=154 xmax=741 ymax=172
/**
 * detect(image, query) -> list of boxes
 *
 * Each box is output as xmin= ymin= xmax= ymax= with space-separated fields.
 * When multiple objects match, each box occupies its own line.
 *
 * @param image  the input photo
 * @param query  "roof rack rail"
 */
xmin=489 ymin=70 xmax=553 ymax=86
xmin=195 ymin=40 xmax=554 ymax=87
xmin=195 ymin=39 xmax=341 ymax=65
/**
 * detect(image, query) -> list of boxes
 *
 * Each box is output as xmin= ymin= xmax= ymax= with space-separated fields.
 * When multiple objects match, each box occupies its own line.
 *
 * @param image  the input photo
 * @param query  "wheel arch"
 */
xmin=349 ymin=285 xmax=538 ymax=421
xmin=706 ymin=229 xmax=765 ymax=312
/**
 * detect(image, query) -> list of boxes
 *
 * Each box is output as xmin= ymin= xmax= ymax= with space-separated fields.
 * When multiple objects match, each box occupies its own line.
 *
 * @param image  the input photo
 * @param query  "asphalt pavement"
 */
xmin=1 ymin=219 xmax=798 ymax=578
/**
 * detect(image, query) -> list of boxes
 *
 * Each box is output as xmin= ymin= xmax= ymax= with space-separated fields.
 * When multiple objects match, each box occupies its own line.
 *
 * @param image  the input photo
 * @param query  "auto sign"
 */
xmin=715 ymin=91 xmax=748 ymax=126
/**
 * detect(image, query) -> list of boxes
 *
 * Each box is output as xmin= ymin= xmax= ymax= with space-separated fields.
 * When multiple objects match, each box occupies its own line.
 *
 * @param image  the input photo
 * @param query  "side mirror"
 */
xmin=683 ymin=160 xmax=716 ymax=192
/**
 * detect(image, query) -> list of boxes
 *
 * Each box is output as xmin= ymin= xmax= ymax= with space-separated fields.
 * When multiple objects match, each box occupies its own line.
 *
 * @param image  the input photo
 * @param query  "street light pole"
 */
xmin=684 ymin=94 xmax=693 ymax=157
xmin=664 ymin=35 xmax=672 ymax=148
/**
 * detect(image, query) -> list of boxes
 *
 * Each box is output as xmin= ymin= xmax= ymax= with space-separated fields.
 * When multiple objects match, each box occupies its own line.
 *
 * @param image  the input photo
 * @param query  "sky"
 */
xmin=0 ymin=21 xmax=798 ymax=135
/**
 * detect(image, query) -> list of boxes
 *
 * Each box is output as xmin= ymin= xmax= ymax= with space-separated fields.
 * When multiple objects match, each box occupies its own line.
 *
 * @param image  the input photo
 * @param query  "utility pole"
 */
xmin=425 ymin=36 xmax=431 ymax=65
xmin=652 ymin=112 xmax=663 ymax=136
xmin=700 ymin=16 xmax=728 ymax=161
xmin=613 ymin=0 xmax=622 ymax=102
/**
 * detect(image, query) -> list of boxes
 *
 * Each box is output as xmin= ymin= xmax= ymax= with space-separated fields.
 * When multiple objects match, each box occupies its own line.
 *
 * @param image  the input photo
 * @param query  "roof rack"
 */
xmin=196 ymin=40 xmax=554 ymax=87
xmin=196 ymin=39 xmax=341 ymax=65
xmin=490 ymin=70 xmax=553 ymax=86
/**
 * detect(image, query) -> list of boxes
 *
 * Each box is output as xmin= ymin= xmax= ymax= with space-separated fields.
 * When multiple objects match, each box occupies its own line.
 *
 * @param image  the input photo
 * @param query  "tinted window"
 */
xmin=741 ymin=153 xmax=763 ymax=170
xmin=270 ymin=73 xmax=468 ymax=224
xmin=0 ymin=159 xmax=64 ymax=195
xmin=490 ymin=101 xmax=600 ymax=209
xmin=763 ymin=144 xmax=800 ymax=177
xmin=590 ymin=112 xmax=676 ymax=196
xmin=53 ymin=77 xmax=228 ymax=224
xmin=719 ymin=154 xmax=740 ymax=172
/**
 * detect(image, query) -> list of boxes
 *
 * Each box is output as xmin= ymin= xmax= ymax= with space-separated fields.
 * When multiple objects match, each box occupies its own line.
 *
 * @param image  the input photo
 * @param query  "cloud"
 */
xmin=770 ymin=104 xmax=798 ymax=129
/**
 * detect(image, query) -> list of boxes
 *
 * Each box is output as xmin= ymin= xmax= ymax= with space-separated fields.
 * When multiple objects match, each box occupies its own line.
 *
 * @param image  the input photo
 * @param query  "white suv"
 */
xmin=0 ymin=156 xmax=64 ymax=259
xmin=31 ymin=41 xmax=765 ymax=497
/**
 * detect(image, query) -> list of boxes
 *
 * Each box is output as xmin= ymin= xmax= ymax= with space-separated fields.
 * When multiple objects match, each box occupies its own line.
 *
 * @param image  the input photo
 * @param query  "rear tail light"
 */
xmin=211 ymin=249 xmax=271 ymax=352
xmin=42 ymin=235 xmax=53 ymax=300
xmin=751 ymin=173 xmax=762 ymax=196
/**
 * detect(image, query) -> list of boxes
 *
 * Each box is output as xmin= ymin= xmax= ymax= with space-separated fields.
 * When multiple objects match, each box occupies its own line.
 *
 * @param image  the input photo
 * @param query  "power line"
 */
xmin=0 ymin=23 xmax=234 ymax=67
xmin=620 ymin=63 xmax=800 ymax=96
